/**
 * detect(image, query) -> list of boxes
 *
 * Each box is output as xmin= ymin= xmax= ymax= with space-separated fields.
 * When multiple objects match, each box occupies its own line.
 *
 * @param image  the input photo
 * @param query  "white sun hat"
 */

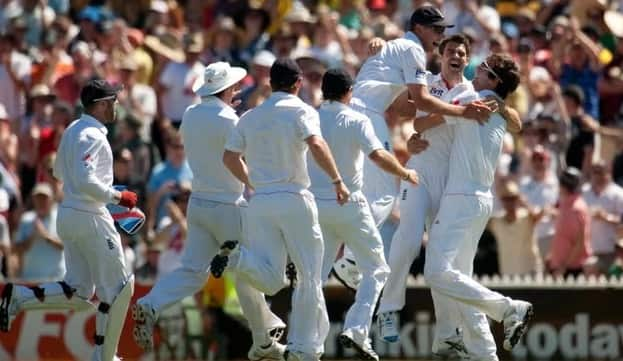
xmin=192 ymin=62 xmax=247 ymax=97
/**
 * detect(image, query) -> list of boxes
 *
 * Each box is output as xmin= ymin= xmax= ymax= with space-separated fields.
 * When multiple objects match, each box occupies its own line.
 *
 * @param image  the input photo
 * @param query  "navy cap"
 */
xmin=80 ymin=79 xmax=122 ymax=107
xmin=410 ymin=6 xmax=453 ymax=28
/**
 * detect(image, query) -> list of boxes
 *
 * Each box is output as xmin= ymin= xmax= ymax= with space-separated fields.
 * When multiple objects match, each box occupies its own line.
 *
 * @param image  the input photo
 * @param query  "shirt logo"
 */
xmin=106 ymin=238 xmax=115 ymax=250
xmin=431 ymin=87 xmax=444 ymax=97
xmin=402 ymin=189 xmax=408 ymax=201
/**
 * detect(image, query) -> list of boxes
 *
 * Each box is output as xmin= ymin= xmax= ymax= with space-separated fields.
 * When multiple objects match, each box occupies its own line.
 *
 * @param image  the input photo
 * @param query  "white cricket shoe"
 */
xmin=432 ymin=332 xmax=468 ymax=360
xmin=503 ymin=300 xmax=533 ymax=351
xmin=284 ymin=349 xmax=320 ymax=361
xmin=332 ymin=257 xmax=361 ymax=291
xmin=248 ymin=340 xmax=286 ymax=361
xmin=378 ymin=311 xmax=399 ymax=343
xmin=339 ymin=329 xmax=379 ymax=361
xmin=132 ymin=302 xmax=157 ymax=351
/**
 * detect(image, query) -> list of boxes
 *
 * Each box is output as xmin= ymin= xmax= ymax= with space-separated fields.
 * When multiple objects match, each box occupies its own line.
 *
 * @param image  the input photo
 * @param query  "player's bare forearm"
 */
xmin=369 ymin=149 xmax=409 ymax=179
xmin=307 ymin=135 xmax=342 ymax=181
xmin=499 ymin=104 xmax=522 ymax=134
xmin=223 ymin=150 xmax=253 ymax=190
xmin=408 ymin=84 xmax=465 ymax=117
xmin=388 ymin=91 xmax=418 ymax=118
xmin=413 ymin=113 xmax=445 ymax=133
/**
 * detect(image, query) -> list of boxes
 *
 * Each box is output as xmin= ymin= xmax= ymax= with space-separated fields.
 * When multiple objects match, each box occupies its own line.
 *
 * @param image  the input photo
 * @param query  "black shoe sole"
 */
xmin=508 ymin=305 xmax=534 ymax=350
xmin=0 ymin=284 xmax=13 ymax=332
xmin=339 ymin=334 xmax=378 ymax=361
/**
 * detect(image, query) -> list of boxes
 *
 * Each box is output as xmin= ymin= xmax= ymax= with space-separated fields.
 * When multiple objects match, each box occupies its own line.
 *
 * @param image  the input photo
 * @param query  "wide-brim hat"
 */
xmin=29 ymin=84 xmax=56 ymax=100
xmin=605 ymin=10 xmax=623 ymax=38
xmin=144 ymin=33 xmax=185 ymax=63
xmin=192 ymin=62 xmax=247 ymax=96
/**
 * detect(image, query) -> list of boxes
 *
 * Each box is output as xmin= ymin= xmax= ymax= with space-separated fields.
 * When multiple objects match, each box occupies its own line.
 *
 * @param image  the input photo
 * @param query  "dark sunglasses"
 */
xmin=427 ymin=25 xmax=446 ymax=35
xmin=479 ymin=61 xmax=503 ymax=83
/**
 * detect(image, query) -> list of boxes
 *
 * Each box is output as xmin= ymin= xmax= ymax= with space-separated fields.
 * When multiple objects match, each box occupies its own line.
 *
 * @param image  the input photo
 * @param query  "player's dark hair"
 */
xmin=486 ymin=53 xmax=520 ymax=99
xmin=438 ymin=34 xmax=471 ymax=57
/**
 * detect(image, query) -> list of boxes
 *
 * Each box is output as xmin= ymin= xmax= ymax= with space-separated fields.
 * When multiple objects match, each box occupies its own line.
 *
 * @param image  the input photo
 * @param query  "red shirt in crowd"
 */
xmin=548 ymin=193 xmax=592 ymax=270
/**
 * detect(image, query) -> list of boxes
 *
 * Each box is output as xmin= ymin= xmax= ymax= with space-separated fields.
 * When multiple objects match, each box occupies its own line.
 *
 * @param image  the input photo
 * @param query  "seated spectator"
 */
xmin=12 ymin=182 xmax=64 ymax=282
xmin=489 ymin=181 xmax=543 ymax=276
xmin=582 ymin=160 xmax=623 ymax=275
xmin=146 ymin=130 xmax=192 ymax=235
xmin=153 ymin=182 xmax=190 ymax=277
xmin=520 ymin=145 xmax=559 ymax=258
xmin=547 ymin=167 xmax=593 ymax=277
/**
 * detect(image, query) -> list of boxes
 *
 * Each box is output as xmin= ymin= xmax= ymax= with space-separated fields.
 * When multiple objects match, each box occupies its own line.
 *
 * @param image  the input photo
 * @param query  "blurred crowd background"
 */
xmin=1 ymin=0 xmax=623 ymax=325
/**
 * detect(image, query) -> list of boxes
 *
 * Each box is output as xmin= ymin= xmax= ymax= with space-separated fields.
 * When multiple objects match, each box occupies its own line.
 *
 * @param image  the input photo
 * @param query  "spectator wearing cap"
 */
xmin=582 ymin=160 xmax=623 ymax=274
xmin=157 ymin=32 xmax=204 ymax=128
xmin=12 ymin=182 xmax=64 ymax=282
xmin=562 ymin=85 xmax=600 ymax=174
xmin=489 ymin=180 xmax=544 ymax=275
xmin=270 ymin=23 xmax=300 ymax=59
xmin=0 ymin=33 xmax=31 ymax=123
xmin=520 ymin=145 xmax=559 ymax=258
xmin=240 ymin=50 xmax=276 ymax=112
xmin=547 ymin=167 xmax=593 ymax=277
xmin=551 ymin=17 xmax=604 ymax=120
xmin=202 ymin=16 xmax=240 ymax=67
xmin=116 ymin=57 xmax=157 ymax=142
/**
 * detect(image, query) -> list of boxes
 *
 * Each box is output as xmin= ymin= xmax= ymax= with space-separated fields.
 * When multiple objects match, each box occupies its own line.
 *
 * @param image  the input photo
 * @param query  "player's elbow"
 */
xmin=368 ymin=149 xmax=384 ymax=162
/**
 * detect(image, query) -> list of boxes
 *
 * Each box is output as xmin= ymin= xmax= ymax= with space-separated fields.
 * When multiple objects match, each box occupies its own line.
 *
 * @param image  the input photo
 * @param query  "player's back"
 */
xmin=180 ymin=98 xmax=243 ymax=202
xmin=308 ymin=101 xmax=381 ymax=199
xmin=236 ymin=92 xmax=317 ymax=193
xmin=446 ymin=89 xmax=507 ymax=197
xmin=352 ymin=32 xmax=426 ymax=113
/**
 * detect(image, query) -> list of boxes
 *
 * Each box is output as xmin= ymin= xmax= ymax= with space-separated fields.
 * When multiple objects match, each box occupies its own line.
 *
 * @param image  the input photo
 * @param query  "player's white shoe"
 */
xmin=339 ymin=329 xmax=379 ymax=361
xmin=503 ymin=300 xmax=533 ymax=351
xmin=248 ymin=340 xmax=286 ymax=361
xmin=284 ymin=349 xmax=320 ymax=361
xmin=332 ymin=256 xmax=361 ymax=291
xmin=132 ymin=302 xmax=157 ymax=351
xmin=0 ymin=283 xmax=17 ymax=332
xmin=432 ymin=331 xmax=468 ymax=360
xmin=378 ymin=311 xmax=399 ymax=343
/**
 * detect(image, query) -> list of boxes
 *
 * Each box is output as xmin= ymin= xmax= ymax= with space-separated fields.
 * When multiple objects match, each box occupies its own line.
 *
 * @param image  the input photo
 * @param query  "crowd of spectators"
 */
xmin=1 ymin=0 xmax=623 ymax=291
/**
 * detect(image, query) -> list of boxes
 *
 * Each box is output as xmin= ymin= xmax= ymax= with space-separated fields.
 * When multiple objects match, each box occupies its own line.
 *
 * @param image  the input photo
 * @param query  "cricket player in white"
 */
xmin=210 ymin=58 xmax=350 ymax=361
xmin=377 ymin=35 xmax=476 ymax=356
xmin=335 ymin=5 xmax=493 ymax=289
xmin=421 ymin=54 xmax=533 ymax=359
xmin=131 ymin=62 xmax=287 ymax=360
xmin=0 ymin=80 xmax=137 ymax=361
xmin=308 ymin=69 xmax=419 ymax=361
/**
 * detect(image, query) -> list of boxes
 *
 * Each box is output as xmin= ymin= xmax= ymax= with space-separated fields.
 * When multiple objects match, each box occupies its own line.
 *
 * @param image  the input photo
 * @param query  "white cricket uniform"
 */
xmin=308 ymin=101 xmax=389 ymax=345
xmin=424 ymin=90 xmax=516 ymax=360
xmin=378 ymin=74 xmax=474 ymax=350
xmin=138 ymin=96 xmax=285 ymax=345
xmin=351 ymin=30 xmax=428 ymax=226
xmin=7 ymin=114 xmax=132 ymax=361
xmin=225 ymin=91 xmax=329 ymax=356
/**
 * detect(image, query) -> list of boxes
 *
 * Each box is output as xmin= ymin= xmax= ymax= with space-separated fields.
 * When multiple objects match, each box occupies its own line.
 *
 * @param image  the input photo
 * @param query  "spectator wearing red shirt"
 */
xmin=547 ymin=167 xmax=593 ymax=277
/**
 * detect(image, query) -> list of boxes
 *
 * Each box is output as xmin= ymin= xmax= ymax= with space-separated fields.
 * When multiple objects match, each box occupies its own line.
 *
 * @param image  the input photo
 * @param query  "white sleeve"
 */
xmin=225 ymin=123 xmax=245 ymax=153
xmin=296 ymin=106 xmax=322 ymax=140
xmin=400 ymin=45 xmax=428 ymax=86
xmin=74 ymin=132 xmax=119 ymax=203
xmin=358 ymin=116 xmax=384 ymax=155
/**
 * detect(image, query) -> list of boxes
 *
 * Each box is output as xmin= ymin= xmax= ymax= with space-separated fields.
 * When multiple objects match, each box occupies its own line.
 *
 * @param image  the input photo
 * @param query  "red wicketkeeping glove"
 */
xmin=118 ymin=190 xmax=138 ymax=209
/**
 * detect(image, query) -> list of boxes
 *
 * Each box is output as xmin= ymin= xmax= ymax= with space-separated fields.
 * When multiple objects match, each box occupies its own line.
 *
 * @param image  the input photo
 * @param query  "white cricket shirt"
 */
xmin=445 ymin=89 xmax=506 ymax=197
xmin=180 ymin=96 xmax=244 ymax=203
xmin=407 ymin=73 xmax=473 ymax=178
xmin=351 ymin=31 xmax=428 ymax=114
xmin=54 ymin=114 xmax=118 ymax=213
xmin=308 ymin=101 xmax=384 ymax=199
xmin=225 ymin=91 xmax=321 ymax=194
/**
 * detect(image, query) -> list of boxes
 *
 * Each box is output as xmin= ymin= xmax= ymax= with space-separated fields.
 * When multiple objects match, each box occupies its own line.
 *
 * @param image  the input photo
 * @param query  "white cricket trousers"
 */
xmin=234 ymin=190 xmax=329 ymax=356
xmin=378 ymin=181 xmax=461 ymax=351
xmin=317 ymin=191 xmax=390 ymax=344
xmin=14 ymin=206 xmax=130 ymax=306
xmin=425 ymin=194 xmax=512 ymax=359
xmin=139 ymin=197 xmax=284 ymax=345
